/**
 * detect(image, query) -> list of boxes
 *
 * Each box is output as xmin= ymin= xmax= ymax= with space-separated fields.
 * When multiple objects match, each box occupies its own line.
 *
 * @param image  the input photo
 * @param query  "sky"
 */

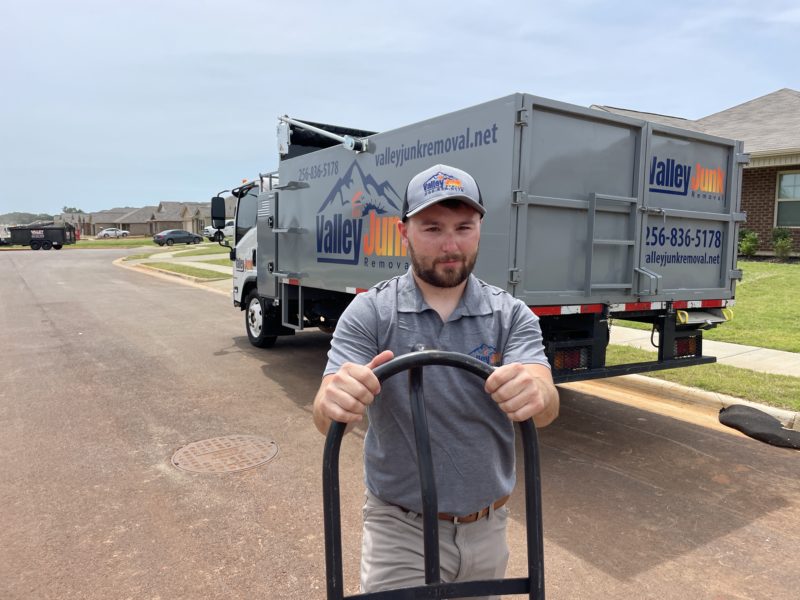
xmin=2 ymin=0 xmax=798 ymax=216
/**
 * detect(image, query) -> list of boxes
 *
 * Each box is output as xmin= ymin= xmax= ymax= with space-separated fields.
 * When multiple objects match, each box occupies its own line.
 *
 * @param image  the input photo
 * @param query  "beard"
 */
xmin=407 ymin=242 xmax=479 ymax=288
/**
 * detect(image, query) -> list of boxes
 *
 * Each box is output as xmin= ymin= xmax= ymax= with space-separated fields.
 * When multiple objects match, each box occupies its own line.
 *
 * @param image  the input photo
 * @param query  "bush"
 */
xmin=772 ymin=228 xmax=794 ymax=260
xmin=738 ymin=231 xmax=759 ymax=257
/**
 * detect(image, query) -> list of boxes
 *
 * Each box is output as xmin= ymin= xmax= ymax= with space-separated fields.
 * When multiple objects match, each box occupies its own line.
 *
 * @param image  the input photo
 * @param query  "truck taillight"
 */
xmin=554 ymin=347 xmax=589 ymax=371
xmin=674 ymin=336 xmax=698 ymax=358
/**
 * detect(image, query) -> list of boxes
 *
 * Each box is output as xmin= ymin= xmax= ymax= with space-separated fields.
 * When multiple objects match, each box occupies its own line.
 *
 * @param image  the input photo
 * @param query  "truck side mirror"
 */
xmin=211 ymin=196 xmax=227 ymax=229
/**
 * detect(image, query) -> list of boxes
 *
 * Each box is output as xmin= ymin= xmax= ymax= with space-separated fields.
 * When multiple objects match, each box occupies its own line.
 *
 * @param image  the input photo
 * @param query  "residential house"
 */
xmin=54 ymin=212 xmax=92 ymax=238
xmin=592 ymin=88 xmax=800 ymax=254
xmin=91 ymin=208 xmax=139 ymax=236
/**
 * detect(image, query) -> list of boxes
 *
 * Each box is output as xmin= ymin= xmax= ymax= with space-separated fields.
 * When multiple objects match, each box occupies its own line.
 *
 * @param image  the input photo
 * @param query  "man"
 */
xmin=313 ymin=164 xmax=559 ymax=597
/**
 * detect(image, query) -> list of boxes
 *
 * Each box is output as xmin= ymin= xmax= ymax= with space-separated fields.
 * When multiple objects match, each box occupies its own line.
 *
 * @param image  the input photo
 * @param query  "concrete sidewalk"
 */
xmin=610 ymin=325 xmax=800 ymax=378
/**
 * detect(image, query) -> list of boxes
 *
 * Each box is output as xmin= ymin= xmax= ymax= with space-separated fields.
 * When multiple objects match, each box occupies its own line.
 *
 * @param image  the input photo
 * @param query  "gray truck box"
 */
xmin=219 ymin=93 xmax=745 ymax=382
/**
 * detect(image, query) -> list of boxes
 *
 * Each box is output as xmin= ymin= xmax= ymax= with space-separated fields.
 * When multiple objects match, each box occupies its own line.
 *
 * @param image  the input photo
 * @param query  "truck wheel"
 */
xmin=122 ymin=232 xmax=128 ymax=237
xmin=30 ymin=241 xmax=41 ymax=250
xmin=245 ymin=291 xmax=277 ymax=348
xmin=53 ymin=244 xmax=63 ymax=250
xmin=42 ymin=241 xmax=53 ymax=250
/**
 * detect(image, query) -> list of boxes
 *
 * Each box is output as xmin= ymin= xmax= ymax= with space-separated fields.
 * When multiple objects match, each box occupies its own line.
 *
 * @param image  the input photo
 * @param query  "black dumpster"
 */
xmin=8 ymin=222 xmax=76 ymax=250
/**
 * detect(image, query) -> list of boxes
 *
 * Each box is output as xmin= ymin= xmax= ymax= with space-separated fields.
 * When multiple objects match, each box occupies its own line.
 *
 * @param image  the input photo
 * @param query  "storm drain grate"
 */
xmin=172 ymin=435 xmax=278 ymax=473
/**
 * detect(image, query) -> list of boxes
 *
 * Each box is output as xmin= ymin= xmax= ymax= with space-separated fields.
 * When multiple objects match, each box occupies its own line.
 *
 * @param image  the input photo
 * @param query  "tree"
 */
xmin=62 ymin=206 xmax=85 ymax=213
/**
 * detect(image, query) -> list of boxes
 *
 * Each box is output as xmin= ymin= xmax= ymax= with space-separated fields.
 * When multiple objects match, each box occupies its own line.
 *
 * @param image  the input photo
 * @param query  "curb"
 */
xmin=113 ymin=258 xmax=230 ymax=297
xmin=606 ymin=374 xmax=800 ymax=431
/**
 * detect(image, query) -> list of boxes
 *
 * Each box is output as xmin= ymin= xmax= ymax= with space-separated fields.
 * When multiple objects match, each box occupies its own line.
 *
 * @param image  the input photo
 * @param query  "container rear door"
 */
xmin=639 ymin=125 xmax=743 ymax=301
xmin=514 ymin=96 xmax=645 ymax=306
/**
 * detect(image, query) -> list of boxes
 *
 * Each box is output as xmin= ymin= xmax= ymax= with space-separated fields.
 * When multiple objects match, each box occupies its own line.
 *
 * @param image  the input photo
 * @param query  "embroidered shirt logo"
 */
xmin=469 ymin=343 xmax=501 ymax=366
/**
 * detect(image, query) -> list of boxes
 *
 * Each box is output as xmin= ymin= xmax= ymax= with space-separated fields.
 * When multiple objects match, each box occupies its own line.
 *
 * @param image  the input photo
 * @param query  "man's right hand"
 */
xmin=313 ymin=350 xmax=394 ymax=434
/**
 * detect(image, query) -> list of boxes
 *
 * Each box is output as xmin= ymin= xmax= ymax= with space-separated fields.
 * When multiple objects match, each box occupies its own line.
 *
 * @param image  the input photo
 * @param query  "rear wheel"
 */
xmin=103 ymin=233 xmax=109 ymax=238
xmin=30 ymin=241 xmax=41 ymax=250
xmin=122 ymin=232 xmax=128 ymax=237
xmin=245 ymin=290 xmax=277 ymax=348
xmin=42 ymin=240 xmax=53 ymax=250
xmin=53 ymin=244 xmax=63 ymax=250
xmin=166 ymin=239 xmax=174 ymax=246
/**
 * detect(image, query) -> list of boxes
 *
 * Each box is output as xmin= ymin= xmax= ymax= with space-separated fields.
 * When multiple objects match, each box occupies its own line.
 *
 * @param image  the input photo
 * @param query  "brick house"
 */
xmin=593 ymin=88 xmax=800 ymax=254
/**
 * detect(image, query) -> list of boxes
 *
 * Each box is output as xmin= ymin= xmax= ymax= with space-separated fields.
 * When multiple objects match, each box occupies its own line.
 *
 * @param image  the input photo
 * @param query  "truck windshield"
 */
xmin=236 ymin=191 xmax=259 ymax=243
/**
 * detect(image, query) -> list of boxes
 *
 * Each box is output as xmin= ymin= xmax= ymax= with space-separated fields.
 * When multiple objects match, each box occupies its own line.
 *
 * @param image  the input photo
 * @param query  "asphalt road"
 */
xmin=1 ymin=249 xmax=798 ymax=600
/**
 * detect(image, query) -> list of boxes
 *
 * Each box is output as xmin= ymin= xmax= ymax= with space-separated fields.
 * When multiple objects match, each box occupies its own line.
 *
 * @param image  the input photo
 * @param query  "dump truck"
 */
xmin=7 ymin=222 xmax=76 ymax=250
xmin=211 ymin=93 xmax=746 ymax=383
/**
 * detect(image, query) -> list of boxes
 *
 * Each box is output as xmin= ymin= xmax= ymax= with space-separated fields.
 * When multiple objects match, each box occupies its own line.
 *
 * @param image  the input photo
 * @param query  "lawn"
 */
xmin=607 ymin=345 xmax=800 ymax=412
xmin=68 ymin=237 xmax=154 ymax=249
xmin=143 ymin=262 xmax=231 ymax=280
xmin=201 ymin=258 xmax=234 ymax=267
xmin=171 ymin=245 xmax=230 ymax=258
xmin=614 ymin=260 xmax=800 ymax=353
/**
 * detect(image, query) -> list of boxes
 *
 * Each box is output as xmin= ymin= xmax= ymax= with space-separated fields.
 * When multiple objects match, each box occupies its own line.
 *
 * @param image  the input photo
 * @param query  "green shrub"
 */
xmin=738 ymin=227 xmax=753 ymax=242
xmin=772 ymin=228 xmax=793 ymax=259
xmin=738 ymin=231 xmax=759 ymax=257
xmin=774 ymin=237 xmax=793 ymax=260
xmin=772 ymin=227 xmax=792 ymax=243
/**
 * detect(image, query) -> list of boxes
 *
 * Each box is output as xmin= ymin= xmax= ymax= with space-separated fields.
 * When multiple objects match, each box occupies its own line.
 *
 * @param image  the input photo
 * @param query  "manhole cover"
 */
xmin=171 ymin=435 xmax=278 ymax=473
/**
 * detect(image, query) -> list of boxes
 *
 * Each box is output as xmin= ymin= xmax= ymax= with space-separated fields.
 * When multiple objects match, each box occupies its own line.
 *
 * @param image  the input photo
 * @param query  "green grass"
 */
xmin=607 ymin=345 xmax=800 ymax=411
xmin=143 ymin=262 xmax=231 ymax=280
xmin=613 ymin=260 xmax=800 ymax=353
xmin=201 ymin=258 xmax=234 ymax=267
xmin=171 ymin=244 xmax=230 ymax=257
xmin=68 ymin=238 xmax=153 ymax=249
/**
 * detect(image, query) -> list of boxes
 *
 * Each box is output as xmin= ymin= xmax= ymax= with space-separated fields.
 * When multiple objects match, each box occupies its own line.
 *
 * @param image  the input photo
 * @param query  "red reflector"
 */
xmin=532 ymin=306 xmax=562 ymax=316
xmin=288 ymin=278 xmax=300 ymax=286
xmin=672 ymin=301 xmax=688 ymax=309
xmin=580 ymin=304 xmax=604 ymax=314
xmin=701 ymin=299 xmax=723 ymax=308
xmin=624 ymin=302 xmax=651 ymax=311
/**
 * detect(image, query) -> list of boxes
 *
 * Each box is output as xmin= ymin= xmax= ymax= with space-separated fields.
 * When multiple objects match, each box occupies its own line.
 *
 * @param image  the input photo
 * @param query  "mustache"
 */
xmin=434 ymin=254 xmax=466 ymax=264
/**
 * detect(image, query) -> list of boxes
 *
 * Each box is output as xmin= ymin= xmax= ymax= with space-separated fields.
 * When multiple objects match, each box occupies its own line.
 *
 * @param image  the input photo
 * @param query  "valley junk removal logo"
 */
xmin=316 ymin=160 xmax=409 ymax=269
xmin=649 ymin=155 xmax=726 ymax=199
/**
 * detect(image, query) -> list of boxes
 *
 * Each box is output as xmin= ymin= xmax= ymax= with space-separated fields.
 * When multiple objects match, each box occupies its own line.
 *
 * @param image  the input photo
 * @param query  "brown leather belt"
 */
xmin=437 ymin=495 xmax=510 ymax=524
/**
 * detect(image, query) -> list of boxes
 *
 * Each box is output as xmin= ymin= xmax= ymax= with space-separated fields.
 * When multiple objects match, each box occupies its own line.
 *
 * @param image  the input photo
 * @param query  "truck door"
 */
xmin=513 ymin=95 xmax=645 ymax=306
xmin=638 ymin=125 xmax=745 ymax=301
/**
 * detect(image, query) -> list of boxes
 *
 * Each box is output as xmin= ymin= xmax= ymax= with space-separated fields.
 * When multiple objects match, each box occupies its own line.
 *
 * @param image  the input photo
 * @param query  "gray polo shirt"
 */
xmin=324 ymin=270 xmax=549 ymax=515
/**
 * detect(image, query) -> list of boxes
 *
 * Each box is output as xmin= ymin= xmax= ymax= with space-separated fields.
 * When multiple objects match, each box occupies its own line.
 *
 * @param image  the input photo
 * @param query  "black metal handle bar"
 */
xmin=322 ymin=349 xmax=545 ymax=599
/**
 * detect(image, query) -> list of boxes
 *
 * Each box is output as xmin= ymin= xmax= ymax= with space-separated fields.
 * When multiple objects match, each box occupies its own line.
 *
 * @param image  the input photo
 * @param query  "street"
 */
xmin=1 ymin=250 xmax=798 ymax=600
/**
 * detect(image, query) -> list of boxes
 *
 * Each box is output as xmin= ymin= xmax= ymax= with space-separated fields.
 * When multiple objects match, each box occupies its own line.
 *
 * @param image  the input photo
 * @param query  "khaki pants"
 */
xmin=360 ymin=490 xmax=510 ymax=600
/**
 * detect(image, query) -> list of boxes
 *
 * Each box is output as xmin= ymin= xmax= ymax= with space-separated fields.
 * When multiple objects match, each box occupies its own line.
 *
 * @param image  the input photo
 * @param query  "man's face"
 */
xmin=398 ymin=202 xmax=481 ymax=288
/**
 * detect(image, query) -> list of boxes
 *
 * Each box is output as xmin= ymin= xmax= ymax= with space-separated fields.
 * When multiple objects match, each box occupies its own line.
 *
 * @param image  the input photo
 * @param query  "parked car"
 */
xmin=97 ymin=227 xmax=129 ymax=238
xmin=153 ymin=229 xmax=203 ymax=246
xmin=203 ymin=219 xmax=235 ymax=242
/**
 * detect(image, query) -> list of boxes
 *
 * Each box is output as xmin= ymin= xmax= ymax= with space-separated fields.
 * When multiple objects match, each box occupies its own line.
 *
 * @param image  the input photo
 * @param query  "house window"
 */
xmin=776 ymin=171 xmax=800 ymax=227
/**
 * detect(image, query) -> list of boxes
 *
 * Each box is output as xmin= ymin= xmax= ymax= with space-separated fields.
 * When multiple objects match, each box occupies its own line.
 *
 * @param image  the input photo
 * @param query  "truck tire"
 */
xmin=42 ymin=240 xmax=53 ymax=250
xmin=30 ymin=241 xmax=41 ymax=250
xmin=122 ymin=232 xmax=128 ymax=237
xmin=53 ymin=244 xmax=63 ymax=250
xmin=245 ymin=290 xmax=277 ymax=348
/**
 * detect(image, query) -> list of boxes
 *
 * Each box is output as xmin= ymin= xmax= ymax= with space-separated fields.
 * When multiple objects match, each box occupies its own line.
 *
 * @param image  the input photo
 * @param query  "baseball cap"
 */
xmin=402 ymin=164 xmax=485 ymax=221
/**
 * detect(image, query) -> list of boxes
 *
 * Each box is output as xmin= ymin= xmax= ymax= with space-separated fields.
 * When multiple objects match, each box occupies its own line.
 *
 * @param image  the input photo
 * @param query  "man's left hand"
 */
xmin=485 ymin=363 xmax=559 ymax=427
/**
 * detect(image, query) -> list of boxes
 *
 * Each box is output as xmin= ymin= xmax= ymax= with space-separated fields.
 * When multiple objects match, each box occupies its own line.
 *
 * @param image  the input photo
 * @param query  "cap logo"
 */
xmin=423 ymin=172 xmax=464 ymax=197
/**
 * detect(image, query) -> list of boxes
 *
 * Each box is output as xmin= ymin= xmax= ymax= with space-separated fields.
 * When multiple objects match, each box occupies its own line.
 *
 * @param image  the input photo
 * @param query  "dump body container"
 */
xmin=8 ymin=223 xmax=76 ymax=249
xmin=223 ymin=93 xmax=745 ymax=381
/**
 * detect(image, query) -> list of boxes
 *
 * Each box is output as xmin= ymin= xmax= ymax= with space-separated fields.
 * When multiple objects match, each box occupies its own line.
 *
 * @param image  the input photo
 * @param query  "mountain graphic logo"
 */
xmin=318 ymin=160 xmax=403 ymax=217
